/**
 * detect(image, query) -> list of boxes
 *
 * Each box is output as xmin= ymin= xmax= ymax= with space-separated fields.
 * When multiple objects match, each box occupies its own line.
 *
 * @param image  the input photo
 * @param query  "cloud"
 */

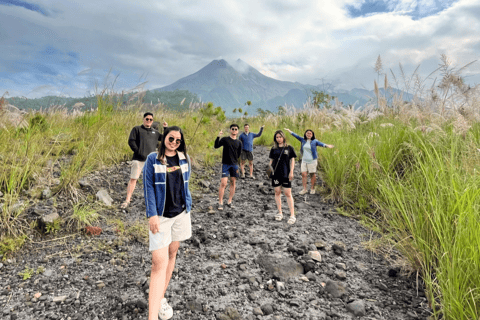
xmin=0 ymin=0 xmax=478 ymax=98
xmin=0 ymin=0 xmax=50 ymax=16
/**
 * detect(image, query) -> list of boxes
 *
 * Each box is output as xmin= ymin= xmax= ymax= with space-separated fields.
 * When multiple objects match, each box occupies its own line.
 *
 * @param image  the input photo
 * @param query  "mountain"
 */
xmin=154 ymin=59 xmax=408 ymax=115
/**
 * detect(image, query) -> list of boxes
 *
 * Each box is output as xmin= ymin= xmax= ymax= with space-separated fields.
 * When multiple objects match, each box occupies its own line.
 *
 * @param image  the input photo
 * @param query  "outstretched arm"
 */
xmin=284 ymin=128 xmax=302 ymax=141
xmin=254 ymin=125 xmax=264 ymax=138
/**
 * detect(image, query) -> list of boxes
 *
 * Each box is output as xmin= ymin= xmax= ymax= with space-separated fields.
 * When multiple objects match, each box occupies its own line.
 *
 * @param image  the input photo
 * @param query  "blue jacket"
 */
xmin=143 ymin=151 xmax=192 ymax=218
xmin=290 ymin=132 xmax=326 ymax=160
xmin=238 ymin=127 xmax=263 ymax=152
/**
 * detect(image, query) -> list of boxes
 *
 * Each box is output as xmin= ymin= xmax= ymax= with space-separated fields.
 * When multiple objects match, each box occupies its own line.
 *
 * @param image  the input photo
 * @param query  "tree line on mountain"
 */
xmin=6 ymin=90 xmax=200 ymax=112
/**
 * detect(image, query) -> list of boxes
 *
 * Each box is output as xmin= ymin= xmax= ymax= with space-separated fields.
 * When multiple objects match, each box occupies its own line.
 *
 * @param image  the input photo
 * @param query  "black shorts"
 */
xmin=272 ymin=177 xmax=291 ymax=188
xmin=240 ymin=150 xmax=253 ymax=161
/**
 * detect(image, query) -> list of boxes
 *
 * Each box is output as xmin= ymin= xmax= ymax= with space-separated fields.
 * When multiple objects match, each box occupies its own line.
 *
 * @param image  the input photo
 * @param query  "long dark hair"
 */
xmin=304 ymin=129 xmax=316 ymax=140
xmin=157 ymin=126 xmax=187 ymax=163
xmin=273 ymin=130 xmax=288 ymax=149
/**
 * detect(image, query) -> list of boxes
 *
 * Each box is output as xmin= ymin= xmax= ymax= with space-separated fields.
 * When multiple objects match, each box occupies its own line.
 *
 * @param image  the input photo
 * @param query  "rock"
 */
xmin=332 ymin=242 xmax=346 ymax=255
xmin=276 ymin=281 xmax=285 ymax=292
xmin=38 ymin=212 xmax=60 ymax=232
xmin=336 ymin=262 xmax=347 ymax=270
xmin=135 ymin=299 xmax=148 ymax=309
xmin=42 ymin=188 xmax=52 ymax=199
xmin=303 ymin=260 xmax=316 ymax=273
xmin=346 ymin=300 xmax=366 ymax=317
xmin=96 ymin=189 xmax=113 ymax=206
xmin=52 ymin=295 xmax=68 ymax=304
xmin=225 ymin=306 xmax=241 ymax=319
xmin=261 ymin=304 xmax=274 ymax=315
xmin=335 ymin=270 xmax=347 ymax=280
xmin=253 ymin=307 xmax=263 ymax=315
xmin=308 ymin=251 xmax=322 ymax=262
xmin=186 ymin=300 xmax=203 ymax=312
xmin=200 ymin=180 xmax=210 ymax=188
xmin=305 ymin=271 xmax=317 ymax=282
xmin=78 ymin=179 xmax=93 ymax=192
xmin=256 ymin=254 xmax=304 ymax=281
xmin=388 ymin=267 xmax=400 ymax=277
xmin=325 ymin=280 xmax=347 ymax=298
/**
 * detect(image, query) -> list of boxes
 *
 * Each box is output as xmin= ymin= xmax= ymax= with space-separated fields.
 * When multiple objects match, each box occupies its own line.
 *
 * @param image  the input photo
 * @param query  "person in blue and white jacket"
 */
xmin=284 ymin=128 xmax=334 ymax=195
xmin=143 ymin=126 xmax=192 ymax=320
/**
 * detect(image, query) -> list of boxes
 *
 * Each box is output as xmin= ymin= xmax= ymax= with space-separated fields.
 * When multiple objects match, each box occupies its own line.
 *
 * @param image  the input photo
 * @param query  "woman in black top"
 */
xmin=268 ymin=130 xmax=297 ymax=224
xmin=144 ymin=126 xmax=192 ymax=320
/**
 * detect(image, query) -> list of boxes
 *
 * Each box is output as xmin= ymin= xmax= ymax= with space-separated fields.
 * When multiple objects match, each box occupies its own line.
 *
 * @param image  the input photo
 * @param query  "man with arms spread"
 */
xmin=214 ymin=124 xmax=243 ymax=210
xmin=238 ymin=123 xmax=264 ymax=179
xmin=121 ymin=112 xmax=166 ymax=209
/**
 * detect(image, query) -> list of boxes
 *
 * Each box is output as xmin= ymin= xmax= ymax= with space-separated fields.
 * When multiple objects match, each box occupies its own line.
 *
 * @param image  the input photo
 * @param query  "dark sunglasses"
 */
xmin=145 ymin=118 xmax=153 ymax=121
xmin=231 ymin=128 xmax=238 ymax=131
xmin=168 ymin=136 xmax=182 ymax=145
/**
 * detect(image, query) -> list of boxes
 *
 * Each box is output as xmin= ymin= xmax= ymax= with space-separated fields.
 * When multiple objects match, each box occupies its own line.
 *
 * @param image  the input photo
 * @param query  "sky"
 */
xmin=1 ymin=0 xmax=479 ymax=99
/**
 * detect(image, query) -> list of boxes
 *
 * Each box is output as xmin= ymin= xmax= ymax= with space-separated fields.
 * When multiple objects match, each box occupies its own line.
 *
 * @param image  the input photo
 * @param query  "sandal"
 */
xmin=226 ymin=202 xmax=235 ymax=209
xmin=275 ymin=212 xmax=283 ymax=221
xmin=120 ymin=201 xmax=130 ymax=209
xmin=218 ymin=204 xmax=224 ymax=211
xmin=287 ymin=216 xmax=296 ymax=225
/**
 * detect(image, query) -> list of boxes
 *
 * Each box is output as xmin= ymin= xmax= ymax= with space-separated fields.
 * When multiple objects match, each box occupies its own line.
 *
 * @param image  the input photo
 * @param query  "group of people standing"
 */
xmin=123 ymin=112 xmax=333 ymax=320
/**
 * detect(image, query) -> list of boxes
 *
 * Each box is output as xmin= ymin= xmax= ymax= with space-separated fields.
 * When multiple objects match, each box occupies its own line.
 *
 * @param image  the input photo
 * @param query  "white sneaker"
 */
xmin=310 ymin=189 xmax=315 ymax=194
xmin=159 ymin=298 xmax=173 ymax=320
xmin=299 ymin=189 xmax=308 ymax=195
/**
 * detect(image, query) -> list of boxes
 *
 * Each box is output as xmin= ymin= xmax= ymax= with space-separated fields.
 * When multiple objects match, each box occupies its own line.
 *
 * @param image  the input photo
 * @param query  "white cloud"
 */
xmin=0 ymin=0 xmax=478 ymax=98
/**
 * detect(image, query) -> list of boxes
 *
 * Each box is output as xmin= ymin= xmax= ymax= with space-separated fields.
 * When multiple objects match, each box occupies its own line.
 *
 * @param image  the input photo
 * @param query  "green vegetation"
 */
xmin=67 ymin=203 xmax=99 ymax=231
xmin=0 ymin=55 xmax=479 ymax=319
xmin=5 ymin=89 xmax=200 ymax=112
xmin=18 ymin=265 xmax=35 ymax=280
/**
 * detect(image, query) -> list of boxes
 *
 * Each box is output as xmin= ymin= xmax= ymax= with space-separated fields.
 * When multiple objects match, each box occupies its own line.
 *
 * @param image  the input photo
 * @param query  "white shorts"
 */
xmin=149 ymin=211 xmax=192 ymax=251
xmin=130 ymin=160 xmax=145 ymax=180
xmin=301 ymin=160 xmax=317 ymax=174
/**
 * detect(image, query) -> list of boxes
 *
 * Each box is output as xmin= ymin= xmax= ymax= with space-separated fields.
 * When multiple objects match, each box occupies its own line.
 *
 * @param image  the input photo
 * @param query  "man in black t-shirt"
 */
xmin=214 ymin=124 xmax=243 ymax=210
xmin=121 ymin=112 xmax=166 ymax=209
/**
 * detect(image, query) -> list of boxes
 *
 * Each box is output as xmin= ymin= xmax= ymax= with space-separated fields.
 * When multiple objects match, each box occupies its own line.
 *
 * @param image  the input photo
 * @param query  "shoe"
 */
xmin=287 ymin=216 xmax=296 ymax=225
xmin=218 ymin=204 xmax=224 ymax=211
xmin=159 ymin=298 xmax=173 ymax=319
xmin=226 ymin=202 xmax=235 ymax=209
xmin=299 ymin=189 xmax=308 ymax=195
xmin=310 ymin=189 xmax=315 ymax=194
xmin=275 ymin=212 xmax=283 ymax=221
xmin=241 ymin=173 xmax=245 ymax=179
xmin=120 ymin=201 xmax=130 ymax=209
xmin=249 ymin=175 xmax=255 ymax=180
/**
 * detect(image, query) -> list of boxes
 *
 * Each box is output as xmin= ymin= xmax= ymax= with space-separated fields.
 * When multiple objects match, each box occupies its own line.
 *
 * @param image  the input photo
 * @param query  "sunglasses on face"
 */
xmin=145 ymin=118 xmax=153 ymax=121
xmin=168 ymin=136 xmax=182 ymax=145
xmin=231 ymin=128 xmax=238 ymax=131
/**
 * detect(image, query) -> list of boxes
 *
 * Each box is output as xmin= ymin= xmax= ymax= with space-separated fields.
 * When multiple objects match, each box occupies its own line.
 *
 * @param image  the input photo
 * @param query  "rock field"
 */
xmin=0 ymin=145 xmax=432 ymax=320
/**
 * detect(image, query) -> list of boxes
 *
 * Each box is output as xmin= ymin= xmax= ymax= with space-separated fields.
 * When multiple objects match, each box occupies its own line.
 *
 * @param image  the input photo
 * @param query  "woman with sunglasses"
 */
xmin=143 ymin=126 xmax=192 ymax=320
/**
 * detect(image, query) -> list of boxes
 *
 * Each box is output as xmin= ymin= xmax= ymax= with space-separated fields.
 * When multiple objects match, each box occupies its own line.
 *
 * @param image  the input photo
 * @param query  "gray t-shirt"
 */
xmin=302 ymin=140 xmax=315 ymax=163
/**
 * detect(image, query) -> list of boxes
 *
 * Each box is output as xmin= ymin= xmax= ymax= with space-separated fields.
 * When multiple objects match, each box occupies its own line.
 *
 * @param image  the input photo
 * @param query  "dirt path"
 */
xmin=0 ymin=146 xmax=431 ymax=320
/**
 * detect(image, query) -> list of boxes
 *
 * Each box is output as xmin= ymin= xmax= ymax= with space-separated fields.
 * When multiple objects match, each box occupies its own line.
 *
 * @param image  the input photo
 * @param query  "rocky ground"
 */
xmin=0 ymin=145 xmax=432 ymax=320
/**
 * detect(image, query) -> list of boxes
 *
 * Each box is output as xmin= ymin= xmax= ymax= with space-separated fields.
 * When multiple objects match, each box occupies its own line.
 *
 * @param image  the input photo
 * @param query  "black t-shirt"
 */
xmin=269 ymin=145 xmax=297 ymax=179
xmin=214 ymin=137 xmax=243 ymax=165
xmin=163 ymin=154 xmax=185 ymax=218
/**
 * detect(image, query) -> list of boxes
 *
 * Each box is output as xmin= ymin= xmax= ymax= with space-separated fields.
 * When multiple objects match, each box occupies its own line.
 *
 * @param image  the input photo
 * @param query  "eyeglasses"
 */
xmin=231 ymin=128 xmax=238 ymax=131
xmin=168 ymin=136 xmax=182 ymax=145
xmin=145 ymin=118 xmax=153 ymax=121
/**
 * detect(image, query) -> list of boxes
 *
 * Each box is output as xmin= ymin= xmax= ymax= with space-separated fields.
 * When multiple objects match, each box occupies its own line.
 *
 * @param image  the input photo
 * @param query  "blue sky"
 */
xmin=1 ymin=0 xmax=478 ymax=98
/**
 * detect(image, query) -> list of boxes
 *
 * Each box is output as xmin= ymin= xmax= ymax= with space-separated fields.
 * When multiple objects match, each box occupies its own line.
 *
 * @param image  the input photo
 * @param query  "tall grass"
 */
xmin=1 ymin=55 xmax=479 ymax=318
